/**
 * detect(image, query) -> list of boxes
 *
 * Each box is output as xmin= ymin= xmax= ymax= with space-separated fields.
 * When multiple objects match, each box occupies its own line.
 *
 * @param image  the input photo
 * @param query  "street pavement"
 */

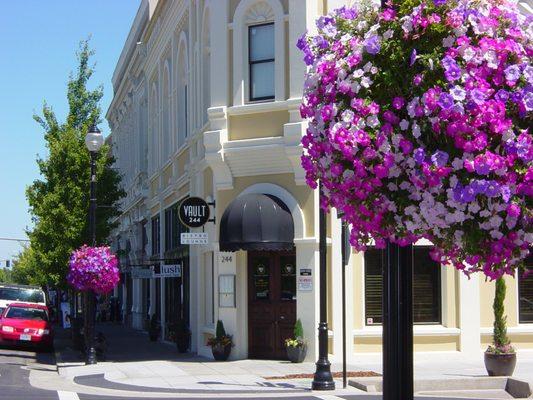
xmin=0 ymin=323 xmax=531 ymax=399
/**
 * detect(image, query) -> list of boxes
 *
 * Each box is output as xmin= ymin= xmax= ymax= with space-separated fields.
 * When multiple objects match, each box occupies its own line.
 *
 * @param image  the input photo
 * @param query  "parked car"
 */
xmin=0 ymin=284 xmax=47 ymax=316
xmin=0 ymin=302 xmax=53 ymax=351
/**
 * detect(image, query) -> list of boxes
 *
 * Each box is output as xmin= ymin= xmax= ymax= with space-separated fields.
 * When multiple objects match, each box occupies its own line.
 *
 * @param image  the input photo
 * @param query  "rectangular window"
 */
xmin=519 ymin=255 xmax=533 ymax=323
xmin=151 ymin=216 xmax=160 ymax=256
xmin=364 ymin=246 xmax=441 ymax=325
xmin=249 ymin=23 xmax=275 ymax=101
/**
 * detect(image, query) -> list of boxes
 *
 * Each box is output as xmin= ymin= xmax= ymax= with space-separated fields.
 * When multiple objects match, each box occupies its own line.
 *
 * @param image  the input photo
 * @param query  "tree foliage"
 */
xmin=492 ymin=277 xmax=509 ymax=348
xmin=25 ymin=40 xmax=125 ymax=289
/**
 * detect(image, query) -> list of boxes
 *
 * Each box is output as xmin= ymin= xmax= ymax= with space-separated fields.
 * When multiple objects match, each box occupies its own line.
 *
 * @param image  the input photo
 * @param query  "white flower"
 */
xmin=353 ymin=69 xmax=364 ymax=78
xmin=484 ymin=50 xmax=498 ymax=69
xmin=387 ymin=183 xmax=398 ymax=192
xmin=363 ymin=62 xmax=373 ymax=72
xmin=366 ymin=115 xmax=379 ymax=127
xmin=412 ymin=122 xmax=421 ymax=138
xmin=400 ymin=119 xmax=409 ymax=131
xmin=462 ymin=47 xmax=476 ymax=62
xmin=357 ymin=20 xmax=368 ymax=31
xmin=428 ymin=59 xmax=434 ymax=70
xmin=443 ymin=36 xmax=455 ymax=47
xmin=383 ymin=29 xmax=394 ymax=40
xmin=451 ymin=157 xmax=463 ymax=170
xmin=490 ymin=230 xmax=503 ymax=239
xmin=489 ymin=215 xmax=503 ymax=229
xmin=361 ymin=76 xmax=372 ymax=88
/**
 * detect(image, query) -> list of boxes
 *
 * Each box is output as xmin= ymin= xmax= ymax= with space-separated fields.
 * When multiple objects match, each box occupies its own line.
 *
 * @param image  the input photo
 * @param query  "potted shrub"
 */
xmin=148 ymin=314 xmax=161 ymax=342
xmin=285 ymin=319 xmax=307 ymax=363
xmin=175 ymin=319 xmax=191 ymax=353
xmin=484 ymin=278 xmax=516 ymax=376
xmin=207 ymin=320 xmax=232 ymax=361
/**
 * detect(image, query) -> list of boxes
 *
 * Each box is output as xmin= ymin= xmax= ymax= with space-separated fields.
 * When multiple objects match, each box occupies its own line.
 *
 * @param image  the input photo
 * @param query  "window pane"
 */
xmin=252 ymin=257 xmax=270 ymax=300
xmin=413 ymin=247 xmax=441 ymax=324
xmin=280 ymin=256 xmax=296 ymax=301
xmin=364 ymin=248 xmax=383 ymax=324
xmin=251 ymin=61 xmax=275 ymax=100
xmin=249 ymin=24 xmax=274 ymax=62
xmin=519 ymin=255 xmax=533 ymax=323
xmin=364 ymin=246 xmax=442 ymax=325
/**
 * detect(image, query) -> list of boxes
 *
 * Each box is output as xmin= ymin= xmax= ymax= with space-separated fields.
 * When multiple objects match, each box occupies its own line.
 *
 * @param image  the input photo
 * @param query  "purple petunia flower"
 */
xmin=495 ymin=89 xmax=510 ymax=102
xmin=438 ymin=93 xmax=455 ymax=109
xmin=485 ymin=181 xmax=501 ymax=197
xmin=434 ymin=0 xmax=447 ymax=5
xmin=365 ymin=35 xmax=381 ymax=55
xmin=431 ymin=150 xmax=449 ymax=167
xmin=470 ymin=89 xmax=486 ymax=105
xmin=313 ymin=35 xmax=329 ymax=49
xmin=410 ymin=49 xmax=417 ymax=66
xmin=336 ymin=6 xmax=357 ymax=20
xmin=414 ymin=148 xmax=426 ymax=164
xmin=504 ymin=65 xmax=521 ymax=82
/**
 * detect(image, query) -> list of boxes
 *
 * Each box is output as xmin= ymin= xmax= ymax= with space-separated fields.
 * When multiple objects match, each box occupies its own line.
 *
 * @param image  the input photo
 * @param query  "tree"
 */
xmin=26 ymin=40 xmax=124 ymax=289
xmin=10 ymin=245 xmax=42 ymax=285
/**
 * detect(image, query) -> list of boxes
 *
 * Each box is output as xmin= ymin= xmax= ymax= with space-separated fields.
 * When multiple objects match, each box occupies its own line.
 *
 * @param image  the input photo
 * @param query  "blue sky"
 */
xmin=0 ymin=1 xmax=140 ymax=265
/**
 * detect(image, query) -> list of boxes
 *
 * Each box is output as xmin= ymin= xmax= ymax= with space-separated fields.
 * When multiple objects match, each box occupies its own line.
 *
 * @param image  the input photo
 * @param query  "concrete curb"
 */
xmin=349 ymin=376 xmax=532 ymax=398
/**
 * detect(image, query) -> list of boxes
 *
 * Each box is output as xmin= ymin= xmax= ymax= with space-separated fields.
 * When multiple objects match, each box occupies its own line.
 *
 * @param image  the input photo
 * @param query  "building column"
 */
xmin=459 ymin=273 xmax=481 ymax=355
xmin=209 ymin=0 xmax=229 ymax=108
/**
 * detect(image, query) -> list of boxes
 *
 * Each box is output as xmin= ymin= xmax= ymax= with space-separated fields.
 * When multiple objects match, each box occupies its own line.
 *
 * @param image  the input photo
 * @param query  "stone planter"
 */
xmin=211 ymin=343 xmax=231 ymax=361
xmin=484 ymin=352 xmax=517 ymax=376
xmin=286 ymin=344 xmax=307 ymax=363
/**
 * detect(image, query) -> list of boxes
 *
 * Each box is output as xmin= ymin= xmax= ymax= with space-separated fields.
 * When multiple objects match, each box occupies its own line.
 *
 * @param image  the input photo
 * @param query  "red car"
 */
xmin=0 ymin=302 xmax=53 ymax=351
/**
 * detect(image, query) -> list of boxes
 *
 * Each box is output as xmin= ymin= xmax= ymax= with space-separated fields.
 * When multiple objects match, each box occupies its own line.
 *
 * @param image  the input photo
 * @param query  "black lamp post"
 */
xmin=84 ymin=123 xmax=104 ymax=365
xmin=312 ymin=182 xmax=335 ymax=390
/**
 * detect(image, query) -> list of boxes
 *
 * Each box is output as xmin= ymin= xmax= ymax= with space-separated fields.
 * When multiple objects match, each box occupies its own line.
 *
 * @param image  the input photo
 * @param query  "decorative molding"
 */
xmin=245 ymin=1 xmax=275 ymax=24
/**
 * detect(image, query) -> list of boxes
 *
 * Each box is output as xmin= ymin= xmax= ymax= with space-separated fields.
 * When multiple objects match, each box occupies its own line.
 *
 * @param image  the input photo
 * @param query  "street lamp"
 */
xmin=84 ymin=123 xmax=104 ymax=365
xmin=312 ymin=182 xmax=335 ymax=390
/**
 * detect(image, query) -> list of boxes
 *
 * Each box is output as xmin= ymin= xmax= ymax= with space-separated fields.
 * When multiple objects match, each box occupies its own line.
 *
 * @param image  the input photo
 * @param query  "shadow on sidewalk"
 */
xmin=55 ymin=322 xmax=208 ymax=364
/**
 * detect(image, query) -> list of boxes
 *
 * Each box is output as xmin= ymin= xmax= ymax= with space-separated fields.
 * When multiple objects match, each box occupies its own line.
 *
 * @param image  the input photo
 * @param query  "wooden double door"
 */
xmin=248 ymin=251 xmax=297 ymax=359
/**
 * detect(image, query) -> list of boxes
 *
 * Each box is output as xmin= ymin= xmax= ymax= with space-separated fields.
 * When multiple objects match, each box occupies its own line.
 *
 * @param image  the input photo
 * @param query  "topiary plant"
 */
xmin=216 ymin=320 xmax=226 ymax=340
xmin=294 ymin=319 xmax=304 ymax=339
xmin=487 ymin=278 xmax=514 ymax=354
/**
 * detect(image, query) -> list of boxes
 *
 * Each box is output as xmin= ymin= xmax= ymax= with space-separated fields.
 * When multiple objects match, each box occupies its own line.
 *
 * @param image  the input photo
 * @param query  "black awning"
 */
xmin=219 ymin=193 xmax=294 ymax=252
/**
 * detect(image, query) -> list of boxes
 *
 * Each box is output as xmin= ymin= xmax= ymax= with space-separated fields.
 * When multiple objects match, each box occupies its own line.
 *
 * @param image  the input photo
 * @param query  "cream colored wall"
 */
xmin=354 ymin=336 xmax=460 ymax=353
xmin=176 ymin=151 xmax=190 ymax=177
xmin=479 ymin=274 xmax=519 ymax=328
xmin=228 ymin=111 xmax=289 ymax=140
xmin=216 ymin=173 xmax=314 ymax=237
xmin=352 ymin=251 xmax=364 ymax=329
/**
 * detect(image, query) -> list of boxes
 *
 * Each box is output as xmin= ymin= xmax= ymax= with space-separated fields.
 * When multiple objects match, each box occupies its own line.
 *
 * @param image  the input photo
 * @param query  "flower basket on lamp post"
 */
xmin=297 ymin=1 xmax=531 ymax=398
xmin=67 ymin=245 xmax=120 ymax=363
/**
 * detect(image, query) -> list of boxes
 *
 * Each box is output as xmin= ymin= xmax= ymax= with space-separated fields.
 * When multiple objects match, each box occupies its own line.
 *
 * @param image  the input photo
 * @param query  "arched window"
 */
xmin=176 ymin=34 xmax=188 ymax=148
xmin=201 ymin=6 xmax=210 ymax=124
xmin=149 ymin=83 xmax=159 ymax=173
xmin=162 ymin=62 xmax=171 ymax=160
xmin=233 ymin=0 xmax=285 ymax=105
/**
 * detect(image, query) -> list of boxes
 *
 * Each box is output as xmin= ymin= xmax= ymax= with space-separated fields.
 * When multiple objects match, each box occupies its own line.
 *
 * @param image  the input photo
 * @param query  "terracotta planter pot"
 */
xmin=211 ymin=343 xmax=232 ymax=361
xmin=484 ymin=352 xmax=516 ymax=376
xmin=286 ymin=345 xmax=307 ymax=363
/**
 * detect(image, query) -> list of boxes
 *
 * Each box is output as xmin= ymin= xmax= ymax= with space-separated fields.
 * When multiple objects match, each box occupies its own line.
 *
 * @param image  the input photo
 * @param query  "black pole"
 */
xmin=341 ymin=221 xmax=348 ymax=389
xmin=85 ymin=151 xmax=97 ymax=365
xmin=382 ymin=242 xmax=413 ymax=399
xmin=312 ymin=183 xmax=335 ymax=391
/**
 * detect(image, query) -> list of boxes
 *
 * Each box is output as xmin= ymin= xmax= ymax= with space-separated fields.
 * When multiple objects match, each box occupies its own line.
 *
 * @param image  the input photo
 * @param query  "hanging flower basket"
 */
xmin=297 ymin=0 xmax=532 ymax=279
xmin=67 ymin=245 xmax=120 ymax=294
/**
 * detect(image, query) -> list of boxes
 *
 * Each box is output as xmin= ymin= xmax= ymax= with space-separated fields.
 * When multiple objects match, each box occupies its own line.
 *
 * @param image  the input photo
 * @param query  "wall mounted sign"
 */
xmin=154 ymin=264 xmax=182 ymax=278
xmin=181 ymin=232 xmax=209 ymax=245
xmin=178 ymin=197 xmax=210 ymax=228
xmin=298 ymin=268 xmax=313 ymax=291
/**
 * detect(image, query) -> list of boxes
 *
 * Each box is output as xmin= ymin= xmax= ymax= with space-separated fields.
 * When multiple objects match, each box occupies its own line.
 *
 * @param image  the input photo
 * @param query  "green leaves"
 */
xmin=19 ymin=39 xmax=124 ymax=289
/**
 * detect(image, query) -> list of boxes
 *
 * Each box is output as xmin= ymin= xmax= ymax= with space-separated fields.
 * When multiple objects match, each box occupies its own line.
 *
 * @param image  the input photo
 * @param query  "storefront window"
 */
xmin=364 ymin=246 xmax=441 ymax=325
xmin=253 ymin=257 xmax=270 ymax=300
xmin=280 ymin=256 xmax=296 ymax=301
xmin=151 ymin=216 xmax=160 ymax=256
xmin=519 ymin=255 xmax=533 ymax=323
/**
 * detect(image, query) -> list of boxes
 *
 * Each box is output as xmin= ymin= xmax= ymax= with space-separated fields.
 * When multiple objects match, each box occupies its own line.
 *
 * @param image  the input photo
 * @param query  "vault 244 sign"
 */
xmin=179 ymin=197 xmax=210 ymax=228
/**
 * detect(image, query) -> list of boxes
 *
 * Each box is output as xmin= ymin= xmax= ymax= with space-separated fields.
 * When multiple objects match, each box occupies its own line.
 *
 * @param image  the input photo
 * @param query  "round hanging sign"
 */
xmin=178 ymin=197 xmax=210 ymax=228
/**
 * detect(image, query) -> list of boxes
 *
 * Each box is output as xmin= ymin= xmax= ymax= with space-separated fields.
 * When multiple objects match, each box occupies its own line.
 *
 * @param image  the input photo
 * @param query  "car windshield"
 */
xmin=0 ymin=288 xmax=44 ymax=303
xmin=5 ymin=307 xmax=48 ymax=321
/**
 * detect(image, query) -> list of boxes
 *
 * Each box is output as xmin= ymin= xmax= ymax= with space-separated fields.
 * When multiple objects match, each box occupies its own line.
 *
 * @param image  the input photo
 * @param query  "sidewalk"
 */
xmin=45 ymin=322 xmax=533 ymax=398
